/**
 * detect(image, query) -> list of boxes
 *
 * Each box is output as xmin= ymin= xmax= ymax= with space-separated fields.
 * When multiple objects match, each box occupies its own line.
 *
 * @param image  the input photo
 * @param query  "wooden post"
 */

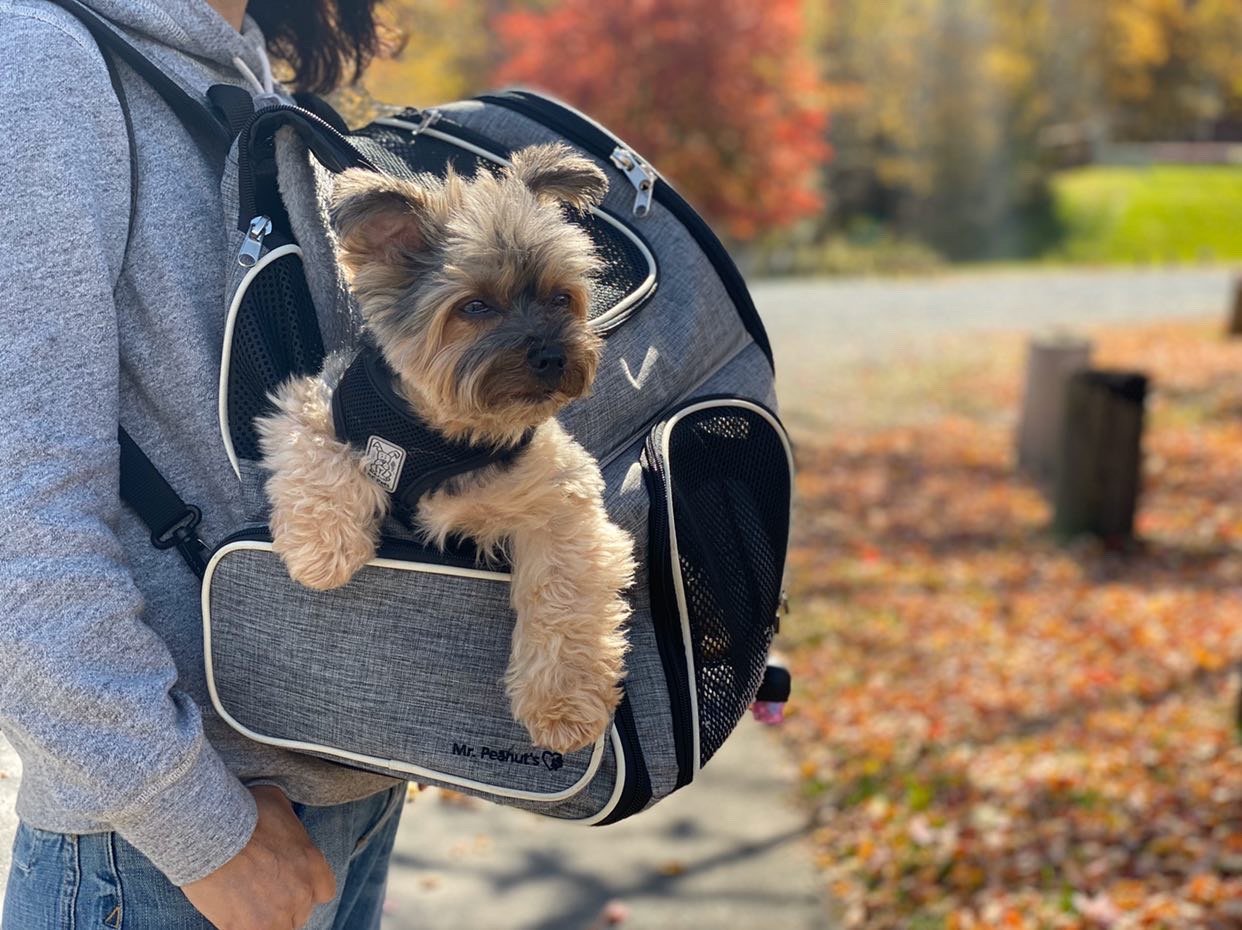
xmin=1016 ymin=334 xmax=1093 ymax=487
xmin=1053 ymin=370 xmax=1148 ymax=544
xmin=1228 ymin=277 xmax=1242 ymax=337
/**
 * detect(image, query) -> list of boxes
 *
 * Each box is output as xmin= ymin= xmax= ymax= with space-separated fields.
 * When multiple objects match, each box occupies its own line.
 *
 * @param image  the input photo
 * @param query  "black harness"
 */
xmin=331 ymin=344 xmax=532 ymax=517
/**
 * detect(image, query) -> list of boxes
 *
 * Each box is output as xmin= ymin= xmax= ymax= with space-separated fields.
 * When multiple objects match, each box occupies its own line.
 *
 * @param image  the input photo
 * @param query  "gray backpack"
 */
xmin=71 ymin=0 xmax=794 ymax=825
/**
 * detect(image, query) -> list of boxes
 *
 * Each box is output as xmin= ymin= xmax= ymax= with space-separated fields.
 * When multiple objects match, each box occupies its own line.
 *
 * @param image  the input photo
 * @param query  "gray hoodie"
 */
xmin=0 ymin=0 xmax=394 ymax=886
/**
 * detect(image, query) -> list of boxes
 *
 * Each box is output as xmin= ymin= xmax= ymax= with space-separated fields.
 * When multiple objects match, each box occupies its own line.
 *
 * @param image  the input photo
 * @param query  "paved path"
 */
xmin=754 ymin=265 xmax=1238 ymax=432
xmin=3 ymin=266 xmax=1237 ymax=924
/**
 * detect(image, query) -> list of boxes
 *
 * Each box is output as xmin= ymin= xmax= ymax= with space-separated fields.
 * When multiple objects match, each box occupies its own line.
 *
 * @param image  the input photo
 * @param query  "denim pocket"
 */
xmin=10 ymin=823 xmax=63 ymax=877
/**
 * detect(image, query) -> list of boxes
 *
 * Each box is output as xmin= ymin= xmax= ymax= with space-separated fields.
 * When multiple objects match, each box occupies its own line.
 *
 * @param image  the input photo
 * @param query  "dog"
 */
xmin=255 ymin=144 xmax=635 ymax=754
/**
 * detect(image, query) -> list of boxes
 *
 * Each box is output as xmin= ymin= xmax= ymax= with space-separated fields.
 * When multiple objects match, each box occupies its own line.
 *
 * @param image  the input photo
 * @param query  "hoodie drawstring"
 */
xmin=232 ymin=39 xmax=281 ymax=110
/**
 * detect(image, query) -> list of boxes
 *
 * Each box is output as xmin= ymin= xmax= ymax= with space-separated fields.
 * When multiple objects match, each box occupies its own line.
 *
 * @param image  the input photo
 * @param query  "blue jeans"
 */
xmin=3 ymin=784 xmax=405 ymax=930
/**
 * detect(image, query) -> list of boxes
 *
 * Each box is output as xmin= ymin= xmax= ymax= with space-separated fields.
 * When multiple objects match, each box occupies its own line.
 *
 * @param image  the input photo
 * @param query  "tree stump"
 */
xmin=1228 ymin=277 xmax=1242 ymax=337
xmin=1053 ymin=370 xmax=1148 ymax=544
xmin=1016 ymin=334 xmax=1093 ymax=487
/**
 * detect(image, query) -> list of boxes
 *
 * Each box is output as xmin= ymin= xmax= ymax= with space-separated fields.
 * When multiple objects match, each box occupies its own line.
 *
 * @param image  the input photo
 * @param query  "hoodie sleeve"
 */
xmin=0 ymin=9 xmax=258 ymax=885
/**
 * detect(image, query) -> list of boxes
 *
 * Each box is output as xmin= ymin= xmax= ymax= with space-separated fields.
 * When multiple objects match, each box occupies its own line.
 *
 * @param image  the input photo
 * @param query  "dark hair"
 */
xmin=247 ymin=0 xmax=393 ymax=93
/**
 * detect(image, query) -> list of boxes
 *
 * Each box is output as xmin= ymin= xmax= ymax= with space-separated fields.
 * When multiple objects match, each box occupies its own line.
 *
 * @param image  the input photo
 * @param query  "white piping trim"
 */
xmin=565 ymin=726 xmax=628 ymax=825
xmin=371 ymin=119 xmax=657 ymax=331
xmin=202 ymin=539 xmax=609 ymax=803
xmin=219 ymin=244 xmax=304 ymax=479
xmin=657 ymin=399 xmax=795 ymax=777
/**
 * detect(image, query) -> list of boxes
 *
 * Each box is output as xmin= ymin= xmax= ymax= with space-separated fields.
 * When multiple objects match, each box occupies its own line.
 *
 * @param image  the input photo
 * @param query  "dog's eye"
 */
xmin=460 ymin=299 xmax=493 ymax=315
xmin=549 ymin=292 xmax=572 ymax=309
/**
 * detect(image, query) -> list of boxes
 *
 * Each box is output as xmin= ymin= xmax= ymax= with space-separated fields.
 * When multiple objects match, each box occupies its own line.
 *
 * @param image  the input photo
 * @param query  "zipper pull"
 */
xmin=776 ymin=589 xmax=790 ymax=633
xmin=237 ymin=215 xmax=272 ymax=268
xmin=409 ymin=108 xmax=442 ymax=135
xmin=610 ymin=146 xmax=657 ymax=217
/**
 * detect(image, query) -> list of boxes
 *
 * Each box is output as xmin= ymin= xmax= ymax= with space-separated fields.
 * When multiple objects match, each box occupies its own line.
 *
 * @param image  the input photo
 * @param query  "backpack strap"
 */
xmin=42 ymin=0 xmax=232 ymax=154
xmin=45 ymin=0 xmax=220 ymax=578
xmin=117 ymin=428 xmax=210 ymax=577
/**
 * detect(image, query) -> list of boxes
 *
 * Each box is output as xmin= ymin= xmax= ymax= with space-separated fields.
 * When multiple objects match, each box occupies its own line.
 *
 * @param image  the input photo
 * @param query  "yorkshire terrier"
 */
xmin=255 ymin=144 xmax=634 ymax=754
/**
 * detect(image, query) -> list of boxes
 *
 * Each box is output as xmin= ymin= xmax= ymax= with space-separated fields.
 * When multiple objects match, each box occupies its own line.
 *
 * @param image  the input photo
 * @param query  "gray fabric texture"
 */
xmin=210 ymin=95 xmax=789 ymax=818
xmin=0 ymin=0 xmax=392 ymax=888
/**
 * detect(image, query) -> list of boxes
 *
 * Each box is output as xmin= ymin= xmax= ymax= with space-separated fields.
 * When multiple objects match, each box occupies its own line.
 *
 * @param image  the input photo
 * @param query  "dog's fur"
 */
xmin=255 ymin=145 xmax=635 ymax=754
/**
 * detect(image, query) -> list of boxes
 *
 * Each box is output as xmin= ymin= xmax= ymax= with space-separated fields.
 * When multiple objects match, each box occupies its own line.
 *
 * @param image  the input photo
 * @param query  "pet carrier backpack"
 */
xmin=62 ymin=0 xmax=795 ymax=825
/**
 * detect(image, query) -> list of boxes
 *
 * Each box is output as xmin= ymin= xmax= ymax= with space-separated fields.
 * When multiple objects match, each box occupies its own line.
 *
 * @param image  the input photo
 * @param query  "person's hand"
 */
xmin=182 ymin=785 xmax=336 ymax=930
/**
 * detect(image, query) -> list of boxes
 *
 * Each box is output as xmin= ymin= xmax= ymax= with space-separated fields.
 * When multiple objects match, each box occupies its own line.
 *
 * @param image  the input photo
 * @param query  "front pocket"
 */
xmin=219 ymin=243 xmax=326 ymax=478
xmin=201 ymin=533 xmax=613 ymax=806
xmin=643 ymin=398 xmax=793 ymax=781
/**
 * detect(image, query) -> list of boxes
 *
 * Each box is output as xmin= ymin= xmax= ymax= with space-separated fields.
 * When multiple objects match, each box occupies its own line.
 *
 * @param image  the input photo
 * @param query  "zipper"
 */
xmin=235 ymin=103 xmax=373 ymax=233
xmin=360 ymin=109 xmax=659 ymax=335
xmin=609 ymin=147 xmax=657 ymax=217
xmin=641 ymin=428 xmax=697 ymax=789
xmin=213 ymin=526 xmax=490 ymax=573
xmin=237 ymin=215 xmax=273 ymax=267
xmin=476 ymin=90 xmax=774 ymax=370
xmin=595 ymin=696 xmax=652 ymax=824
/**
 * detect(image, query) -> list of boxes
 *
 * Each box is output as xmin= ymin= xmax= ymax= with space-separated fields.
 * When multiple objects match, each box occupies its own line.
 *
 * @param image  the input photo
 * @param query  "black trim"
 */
xmin=212 ymin=527 xmax=498 ymax=575
xmin=236 ymin=104 xmax=375 ymax=231
xmin=475 ymin=90 xmax=774 ymax=370
xmin=595 ymin=696 xmax=652 ymax=825
xmin=641 ymin=434 xmax=697 ymax=789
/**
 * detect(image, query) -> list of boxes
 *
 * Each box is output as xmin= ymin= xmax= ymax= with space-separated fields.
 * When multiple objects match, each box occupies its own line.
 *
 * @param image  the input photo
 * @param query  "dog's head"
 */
xmin=329 ymin=144 xmax=608 ymax=445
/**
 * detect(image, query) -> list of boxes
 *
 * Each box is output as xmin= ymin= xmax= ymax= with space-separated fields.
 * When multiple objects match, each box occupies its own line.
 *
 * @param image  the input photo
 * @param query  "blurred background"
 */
xmin=4 ymin=2 xmax=1240 ymax=928
xmin=344 ymin=4 xmax=1242 ymax=928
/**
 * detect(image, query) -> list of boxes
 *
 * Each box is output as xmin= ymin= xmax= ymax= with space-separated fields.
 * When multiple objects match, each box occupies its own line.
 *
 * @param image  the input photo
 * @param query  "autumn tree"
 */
xmin=491 ymin=0 xmax=830 ymax=242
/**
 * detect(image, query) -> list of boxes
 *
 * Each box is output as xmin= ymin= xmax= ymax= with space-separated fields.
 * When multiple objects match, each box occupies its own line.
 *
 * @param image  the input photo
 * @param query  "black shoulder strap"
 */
xmin=45 ymin=1 xmax=223 ymax=578
xmin=117 ymin=427 xmax=210 ymax=577
xmin=43 ymin=0 xmax=231 ymax=154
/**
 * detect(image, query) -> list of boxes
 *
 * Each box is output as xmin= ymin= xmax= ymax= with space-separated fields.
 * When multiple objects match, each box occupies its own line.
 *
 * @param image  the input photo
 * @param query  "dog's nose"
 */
xmin=527 ymin=341 xmax=566 ymax=386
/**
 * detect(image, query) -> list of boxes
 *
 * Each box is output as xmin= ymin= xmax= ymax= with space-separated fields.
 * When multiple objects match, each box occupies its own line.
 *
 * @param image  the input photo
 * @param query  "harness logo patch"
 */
xmin=363 ymin=435 xmax=405 ymax=492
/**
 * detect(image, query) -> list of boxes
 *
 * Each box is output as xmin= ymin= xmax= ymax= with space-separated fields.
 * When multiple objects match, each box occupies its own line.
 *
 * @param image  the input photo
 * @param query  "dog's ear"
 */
xmin=508 ymin=143 xmax=608 ymax=211
xmin=329 ymin=169 xmax=437 ymax=279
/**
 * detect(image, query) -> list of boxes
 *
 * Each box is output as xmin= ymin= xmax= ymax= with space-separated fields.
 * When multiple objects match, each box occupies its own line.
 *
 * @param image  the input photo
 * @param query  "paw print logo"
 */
xmin=364 ymin=436 xmax=406 ymax=493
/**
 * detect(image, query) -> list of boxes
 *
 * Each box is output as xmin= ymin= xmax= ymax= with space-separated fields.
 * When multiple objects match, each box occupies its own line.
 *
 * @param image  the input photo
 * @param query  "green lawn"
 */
xmin=1049 ymin=164 xmax=1242 ymax=263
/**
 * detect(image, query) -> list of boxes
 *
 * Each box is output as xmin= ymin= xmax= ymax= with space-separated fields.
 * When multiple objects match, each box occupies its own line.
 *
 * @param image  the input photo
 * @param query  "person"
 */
xmin=0 ymin=2 xmax=408 ymax=928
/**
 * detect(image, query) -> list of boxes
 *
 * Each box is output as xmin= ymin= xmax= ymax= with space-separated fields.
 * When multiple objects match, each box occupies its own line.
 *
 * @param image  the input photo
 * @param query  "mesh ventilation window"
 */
xmin=665 ymin=407 xmax=791 ymax=766
xmin=227 ymin=253 xmax=326 ymax=461
xmin=352 ymin=125 xmax=651 ymax=326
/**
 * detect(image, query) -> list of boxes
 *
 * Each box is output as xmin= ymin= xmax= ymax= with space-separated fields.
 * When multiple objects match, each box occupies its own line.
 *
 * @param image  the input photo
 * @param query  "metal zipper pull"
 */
xmin=610 ymin=146 xmax=657 ymax=217
xmin=409 ymin=108 xmax=442 ymax=135
xmin=237 ymin=215 xmax=272 ymax=268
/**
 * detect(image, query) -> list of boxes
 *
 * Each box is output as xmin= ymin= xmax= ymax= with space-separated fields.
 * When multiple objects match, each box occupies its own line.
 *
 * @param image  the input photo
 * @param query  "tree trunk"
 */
xmin=1053 ymin=370 xmax=1148 ymax=544
xmin=1016 ymin=335 xmax=1093 ymax=488
xmin=1228 ymin=277 xmax=1242 ymax=337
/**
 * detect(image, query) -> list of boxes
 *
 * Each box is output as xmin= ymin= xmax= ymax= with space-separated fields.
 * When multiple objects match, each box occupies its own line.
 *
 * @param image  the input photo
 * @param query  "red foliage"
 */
xmin=492 ymin=0 xmax=830 ymax=241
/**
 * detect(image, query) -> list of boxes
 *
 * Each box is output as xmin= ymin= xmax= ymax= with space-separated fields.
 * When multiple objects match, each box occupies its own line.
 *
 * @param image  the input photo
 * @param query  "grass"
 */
xmin=1049 ymin=165 xmax=1242 ymax=264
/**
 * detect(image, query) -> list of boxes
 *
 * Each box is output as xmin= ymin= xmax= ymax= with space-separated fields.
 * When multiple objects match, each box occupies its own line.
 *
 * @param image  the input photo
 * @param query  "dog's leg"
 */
xmin=420 ymin=425 xmax=635 ymax=753
xmin=256 ymin=359 xmax=390 ymax=590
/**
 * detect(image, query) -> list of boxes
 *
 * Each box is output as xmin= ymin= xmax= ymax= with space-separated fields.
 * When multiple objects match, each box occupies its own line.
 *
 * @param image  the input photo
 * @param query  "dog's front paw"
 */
xmin=508 ymin=654 xmax=625 ymax=754
xmin=271 ymin=516 xmax=378 ymax=591
xmin=515 ymin=688 xmax=621 ymax=755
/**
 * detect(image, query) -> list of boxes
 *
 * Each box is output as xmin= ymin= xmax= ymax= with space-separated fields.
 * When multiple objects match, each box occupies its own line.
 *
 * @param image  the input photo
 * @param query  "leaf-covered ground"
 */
xmin=781 ymin=318 xmax=1242 ymax=929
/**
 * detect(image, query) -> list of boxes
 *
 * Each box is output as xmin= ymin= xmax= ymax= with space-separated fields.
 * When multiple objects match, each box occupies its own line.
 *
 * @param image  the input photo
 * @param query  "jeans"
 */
xmin=2 ymin=784 xmax=405 ymax=930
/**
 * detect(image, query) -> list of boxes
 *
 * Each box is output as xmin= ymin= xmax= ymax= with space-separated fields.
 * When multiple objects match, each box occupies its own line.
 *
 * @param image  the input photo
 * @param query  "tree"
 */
xmin=492 ymin=0 xmax=830 ymax=241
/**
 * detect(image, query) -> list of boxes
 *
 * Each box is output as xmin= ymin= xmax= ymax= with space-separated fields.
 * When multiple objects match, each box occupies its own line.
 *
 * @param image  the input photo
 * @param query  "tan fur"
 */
xmin=256 ymin=146 xmax=634 ymax=753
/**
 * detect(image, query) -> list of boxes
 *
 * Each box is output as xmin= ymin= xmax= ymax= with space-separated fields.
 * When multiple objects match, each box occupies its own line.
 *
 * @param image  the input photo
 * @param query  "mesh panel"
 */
xmin=666 ymin=407 xmax=791 ymax=766
xmin=352 ymin=125 xmax=650 ymax=325
xmin=227 ymin=253 xmax=326 ymax=461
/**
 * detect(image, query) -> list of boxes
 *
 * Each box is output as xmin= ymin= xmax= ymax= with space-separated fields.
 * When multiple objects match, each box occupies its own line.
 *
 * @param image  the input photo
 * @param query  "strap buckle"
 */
xmin=151 ymin=505 xmax=209 ymax=577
